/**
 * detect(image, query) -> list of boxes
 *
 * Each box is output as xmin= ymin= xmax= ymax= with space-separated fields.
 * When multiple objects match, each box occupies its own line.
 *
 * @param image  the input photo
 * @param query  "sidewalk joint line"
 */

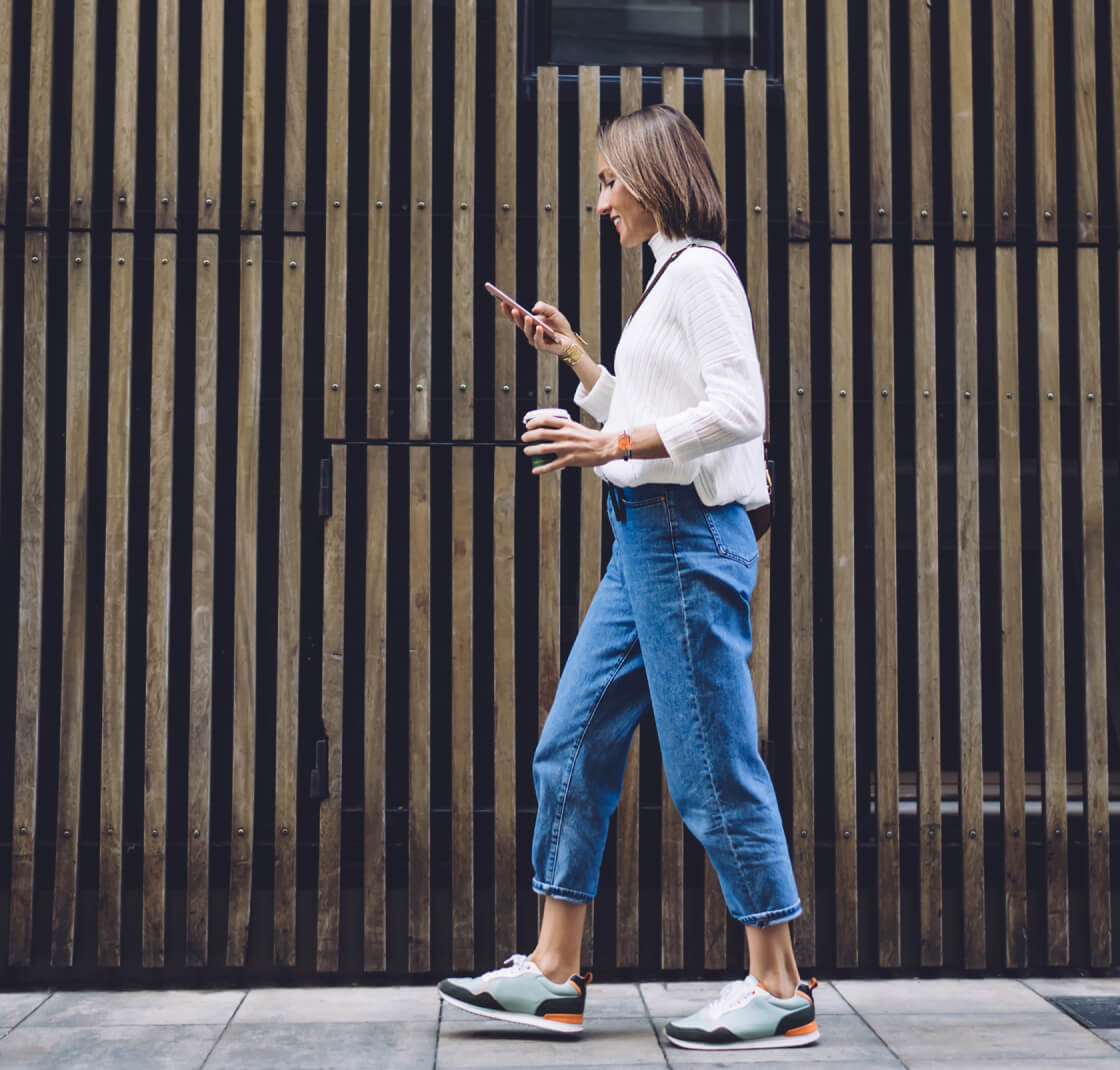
xmin=198 ymin=988 xmax=250 ymax=1068
xmin=636 ymin=983 xmax=673 ymax=1067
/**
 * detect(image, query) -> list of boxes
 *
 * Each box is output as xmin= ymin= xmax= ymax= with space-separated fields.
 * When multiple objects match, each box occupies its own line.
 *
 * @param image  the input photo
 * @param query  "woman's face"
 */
xmin=597 ymin=154 xmax=657 ymax=247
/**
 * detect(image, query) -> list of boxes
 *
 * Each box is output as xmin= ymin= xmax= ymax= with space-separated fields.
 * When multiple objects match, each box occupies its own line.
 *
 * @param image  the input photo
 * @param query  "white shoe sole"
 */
xmin=439 ymin=990 xmax=584 ymax=1034
xmin=665 ymin=1027 xmax=820 ymax=1050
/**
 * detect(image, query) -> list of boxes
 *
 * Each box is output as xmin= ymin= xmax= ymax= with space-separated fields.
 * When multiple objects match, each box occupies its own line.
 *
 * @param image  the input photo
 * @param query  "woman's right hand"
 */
xmin=499 ymin=299 xmax=575 ymax=356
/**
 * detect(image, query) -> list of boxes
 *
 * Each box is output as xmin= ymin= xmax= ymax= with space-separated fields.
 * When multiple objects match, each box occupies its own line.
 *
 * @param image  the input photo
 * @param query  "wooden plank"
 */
xmin=368 ymin=0 xmax=391 ymax=438
xmin=0 ymin=0 xmax=11 ymax=220
xmin=948 ymin=0 xmax=973 ymax=242
xmin=826 ymin=0 xmax=850 ymax=239
xmin=26 ymin=0 xmax=53 ymax=225
xmin=98 ymin=233 xmax=133 ymax=966
xmin=1036 ymin=247 xmax=1068 ymax=965
xmin=50 ymin=234 xmax=92 ymax=966
xmin=1078 ymin=249 xmax=1110 ymax=966
xmin=661 ymin=66 xmax=684 ymax=110
xmin=8 ymin=233 xmax=48 ymax=965
xmin=241 ymin=0 xmax=266 ymax=230
xmin=409 ymin=447 xmax=432 ymax=971
xmin=831 ymin=244 xmax=857 ymax=968
xmin=784 ymin=0 xmax=809 ymax=238
xmin=284 ymin=0 xmax=308 ymax=230
xmin=452 ymin=0 xmax=476 ymax=439
xmin=493 ymin=0 xmax=517 ymax=437
xmin=867 ymin=0 xmax=891 ymax=241
xmin=451 ymin=448 xmax=474 ymax=969
xmin=991 ymin=0 xmax=1016 ymax=242
xmin=702 ymin=68 xmax=725 ymax=207
xmin=492 ymin=449 xmax=517 ymax=961
xmin=1032 ymin=0 xmax=1057 ymax=243
xmin=187 ymin=232 xmax=219 ymax=966
xmin=317 ymin=444 xmax=346 ymax=972
xmin=113 ymin=0 xmax=139 ymax=228
xmin=955 ymin=247 xmax=985 ymax=969
xmin=872 ymin=242 xmax=900 ymax=968
xmin=995 ymin=246 xmax=1026 ymax=967
xmin=198 ymin=0 xmax=223 ymax=228
xmin=1071 ymin=0 xmax=1098 ymax=244
xmin=410 ymin=0 xmax=433 ymax=439
xmin=789 ymin=241 xmax=814 ymax=965
xmin=141 ymin=235 xmax=176 ymax=967
xmin=155 ymin=0 xmax=179 ymax=229
xmin=364 ymin=447 xmax=388 ymax=971
xmin=913 ymin=244 xmax=942 ymax=966
xmin=324 ymin=0 xmax=349 ymax=440
xmin=274 ymin=235 xmax=305 ymax=967
xmin=909 ymin=0 xmax=933 ymax=240
xmin=226 ymin=236 xmax=262 ymax=966
xmin=69 ymin=0 xmax=97 ymax=228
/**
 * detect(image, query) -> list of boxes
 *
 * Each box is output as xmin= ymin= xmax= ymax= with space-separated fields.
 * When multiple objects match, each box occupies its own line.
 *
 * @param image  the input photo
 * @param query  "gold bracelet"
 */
xmin=560 ymin=342 xmax=586 ymax=366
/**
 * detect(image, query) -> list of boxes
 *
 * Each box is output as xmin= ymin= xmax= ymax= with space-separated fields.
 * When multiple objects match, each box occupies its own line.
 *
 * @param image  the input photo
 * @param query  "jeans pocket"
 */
xmin=703 ymin=506 xmax=759 ymax=568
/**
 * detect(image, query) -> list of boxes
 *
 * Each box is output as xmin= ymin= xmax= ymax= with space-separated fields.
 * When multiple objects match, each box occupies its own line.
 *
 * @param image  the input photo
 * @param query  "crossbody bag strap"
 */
xmin=626 ymin=242 xmax=745 ymax=326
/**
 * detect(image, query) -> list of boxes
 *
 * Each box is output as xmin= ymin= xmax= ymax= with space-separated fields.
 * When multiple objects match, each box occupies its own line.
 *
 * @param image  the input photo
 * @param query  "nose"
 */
xmin=597 ymin=187 xmax=611 ymax=215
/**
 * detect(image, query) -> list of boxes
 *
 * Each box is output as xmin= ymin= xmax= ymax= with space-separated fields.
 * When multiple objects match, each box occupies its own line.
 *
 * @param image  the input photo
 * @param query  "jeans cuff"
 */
xmin=735 ymin=899 xmax=802 ymax=928
xmin=531 ymin=878 xmax=595 ymax=904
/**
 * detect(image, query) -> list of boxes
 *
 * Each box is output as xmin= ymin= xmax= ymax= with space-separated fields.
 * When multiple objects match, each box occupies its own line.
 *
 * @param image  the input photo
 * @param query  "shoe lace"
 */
xmin=705 ymin=976 xmax=761 ymax=1018
xmin=479 ymin=954 xmax=535 ymax=982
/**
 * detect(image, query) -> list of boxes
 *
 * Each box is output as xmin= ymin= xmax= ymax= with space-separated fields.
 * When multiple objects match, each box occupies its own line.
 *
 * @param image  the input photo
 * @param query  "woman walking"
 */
xmin=439 ymin=103 xmax=818 ymax=1052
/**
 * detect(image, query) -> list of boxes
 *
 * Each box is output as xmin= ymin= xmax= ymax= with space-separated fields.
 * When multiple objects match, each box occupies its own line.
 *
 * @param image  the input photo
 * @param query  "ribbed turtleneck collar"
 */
xmin=648 ymin=232 xmax=693 ymax=268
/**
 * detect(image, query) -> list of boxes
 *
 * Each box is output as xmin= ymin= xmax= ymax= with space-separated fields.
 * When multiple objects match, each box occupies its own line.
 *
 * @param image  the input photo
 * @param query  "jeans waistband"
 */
xmin=607 ymin=481 xmax=700 ymax=521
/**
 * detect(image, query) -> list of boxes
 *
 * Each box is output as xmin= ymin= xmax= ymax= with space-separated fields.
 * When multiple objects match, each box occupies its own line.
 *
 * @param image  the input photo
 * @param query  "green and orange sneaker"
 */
xmin=438 ymin=954 xmax=592 ymax=1034
xmin=665 ymin=975 xmax=819 ymax=1050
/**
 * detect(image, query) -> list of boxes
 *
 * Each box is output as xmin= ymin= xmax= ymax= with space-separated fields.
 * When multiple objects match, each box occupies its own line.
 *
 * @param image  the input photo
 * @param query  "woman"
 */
xmin=439 ymin=104 xmax=817 ymax=1052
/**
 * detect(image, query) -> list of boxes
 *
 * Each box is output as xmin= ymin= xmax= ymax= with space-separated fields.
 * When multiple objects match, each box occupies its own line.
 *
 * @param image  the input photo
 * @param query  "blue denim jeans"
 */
xmin=531 ymin=482 xmax=800 ymax=927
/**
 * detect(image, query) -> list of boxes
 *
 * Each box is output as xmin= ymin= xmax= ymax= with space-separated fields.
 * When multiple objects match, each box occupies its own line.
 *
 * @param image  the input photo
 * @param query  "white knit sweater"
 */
xmin=574 ymin=233 xmax=769 ymax=509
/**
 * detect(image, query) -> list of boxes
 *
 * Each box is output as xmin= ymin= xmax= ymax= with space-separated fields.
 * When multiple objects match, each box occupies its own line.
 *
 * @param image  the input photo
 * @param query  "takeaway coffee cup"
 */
xmin=522 ymin=407 xmax=573 ymax=470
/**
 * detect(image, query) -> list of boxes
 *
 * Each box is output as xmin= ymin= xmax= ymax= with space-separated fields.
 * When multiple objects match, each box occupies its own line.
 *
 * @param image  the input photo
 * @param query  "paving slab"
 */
xmin=834 ymin=978 xmax=1057 ymax=1015
xmin=0 ymin=990 xmax=51 ymax=1026
xmin=1092 ymin=1028 xmax=1120 ymax=1051
xmin=640 ymin=980 xmax=851 ymax=1018
xmin=0 ymin=1023 xmax=220 ymax=1069
xmin=1023 ymin=977 xmax=1120 ymax=998
xmin=236 ymin=985 xmax=439 ymax=1023
xmin=24 ymin=988 xmax=246 ymax=1027
xmin=207 ymin=1021 xmax=437 ymax=1070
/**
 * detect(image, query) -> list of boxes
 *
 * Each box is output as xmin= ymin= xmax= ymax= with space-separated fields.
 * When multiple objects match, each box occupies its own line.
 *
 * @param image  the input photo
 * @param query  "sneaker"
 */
xmin=437 ymin=954 xmax=592 ymax=1034
xmin=665 ymin=975 xmax=819 ymax=1050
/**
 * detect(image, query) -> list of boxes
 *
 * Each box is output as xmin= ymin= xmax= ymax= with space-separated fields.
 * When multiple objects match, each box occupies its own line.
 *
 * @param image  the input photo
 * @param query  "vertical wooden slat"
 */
xmin=996 ymin=247 xmax=1026 ymax=968
xmin=909 ymin=0 xmax=933 ymax=239
xmin=872 ymin=242 xmax=900 ymax=968
xmin=274 ymin=236 xmax=305 ymax=967
xmin=1113 ymin=2 xmax=1120 ymax=243
xmin=98 ymin=234 xmax=133 ymax=967
xmin=913 ymin=244 xmax=942 ymax=966
xmin=410 ymin=0 xmax=433 ymax=438
xmin=284 ymin=0 xmax=308 ymax=230
xmin=187 ymin=234 xmax=218 ymax=967
xmin=0 ymin=0 xmax=11 ymax=220
xmin=409 ymin=448 xmax=432 ymax=971
xmin=991 ymin=0 xmax=1016 ymax=243
xmin=831 ymin=245 xmax=857 ymax=968
xmin=1032 ymin=0 xmax=1057 ymax=243
xmin=241 ymin=0 xmax=266 ymax=231
xmin=154 ymin=0 xmax=179 ymax=229
xmin=867 ymin=0 xmax=891 ymax=240
xmin=788 ymin=242 xmax=814 ymax=966
xmin=227 ymin=237 xmax=262 ymax=966
xmin=324 ymin=0 xmax=349 ymax=440
xmin=9 ymin=233 xmax=48 ymax=966
xmin=826 ymin=1 xmax=850 ymax=239
xmin=452 ymin=0 xmax=476 ymax=439
xmin=1078 ymin=249 xmax=1110 ymax=967
xmin=1036 ymin=247 xmax=1068 ymax=965
xmin=661 ymin=66 xmax=684 ymax=110
xmin=26 ymin=0 xmax=53 ymax=226
xmin=702 ymin=68 xmax=725 ymax=202
xmin=948 ymin=0 xmax=973 ymax=242
xmin=784 ymin=1 xmax=809 ymax=238
xmin=368 ymin=0 xmax=391 ymax=438
xmin=493 ymin=0 xmax=517 ymax=437
xmin=197 ymin=0 xmax=223 ymax=228
xmin=317 ymin=445 xmax=346 ymax=972
xmin=955 ymin=247 xmax=985 ymax=969
xmin=113 ymin=0 xmax=139 ymax=229
xmin=50 ymin=235 xmax=92 ymax=966
xmin=1072 ymin=0 xmax=1098 ymax=244
xmin=364 ymin=447 xmax=388 ymax=971
xmin=142 ymin=235 xmax=176 ymax=967
xmin=69 ymin=0 xmax=97 ymax=228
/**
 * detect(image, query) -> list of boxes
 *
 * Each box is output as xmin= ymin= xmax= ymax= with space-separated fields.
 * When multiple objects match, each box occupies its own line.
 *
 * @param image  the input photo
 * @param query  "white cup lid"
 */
xmin=523 ymin=407 xmax=572 ymax=424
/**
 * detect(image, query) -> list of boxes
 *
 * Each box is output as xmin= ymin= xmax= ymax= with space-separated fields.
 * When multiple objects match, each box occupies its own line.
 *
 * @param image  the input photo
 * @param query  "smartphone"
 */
xmin=484 ymin=282 xmax=557 ymax=342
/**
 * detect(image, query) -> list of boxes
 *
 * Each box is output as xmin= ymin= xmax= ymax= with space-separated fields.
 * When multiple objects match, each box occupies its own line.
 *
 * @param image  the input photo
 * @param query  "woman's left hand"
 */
xmin=522 ymin=416 xmax=616 ymax=474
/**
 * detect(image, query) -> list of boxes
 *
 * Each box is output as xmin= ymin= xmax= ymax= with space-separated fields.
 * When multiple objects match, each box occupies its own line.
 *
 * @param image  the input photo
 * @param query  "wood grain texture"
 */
xmin=661 ymin=66 xmax=684 ymax=110
xmin=826 ymin=0 xmax=850 ymax=239
xmin=410 ymin=0 xmax=433 ymax=438
xmin=284 ymin=0 xmax=308 ymax=230
xmin=954 ymin=247 xmax=985 ymax=969
xmin=197 ymin=0 xmax=223 ymax=227
xmin=226 ymin=236 xmax=262 ymax=967
xmin=948 ymin=0 xmax=974 ymax=242
xmin=1035 ymin=247 xmax=1068 ymax=965
xmin=274 ymin=235 xmax=305 ymax=968
xmin=324 ymin=0 xmax=349 ymax=440
xmin=493 ymin=0 xmax=517 ymax=437
xmin=995 ymin=247 xmax=1026 ymax=968
xmin=9 ymin=234 xmax=48 ymax=966
xmin=69 ymin=0 xmax=97 ymax=227
xmin=913 ymin=244 xmax=942 ymax=966
xmin=98 ymin=234 xmax=133 ymax=967
xmin=872 ymin=243 xmax=899 ymax=968
xmin=187 ymin=233 xmax=218 ymax=966
xmin=831 ymin=244 xmax=857 ymax=968
xmin=991 ymin=0 xmax=1016 ymax=242
xmin=1071 ymin=0 xmax=1098 ymax=243
xmin=909 ymin=0 xmax=933 ymax=239
xmin=50 ymin=234 xmax=92 ymax=966
xmin=452 ymin=0 xmax=476 ymax=439
xmin=784 ymin=0 xmax=809 ymax=238
xmin=867 ymin=0 xmax=891 ymax=240
xmin=1032 ymin=0 xmax=1057 ymax=242
xmin=113 ymin=0 xmax=139 ymax=228
xmin=142 ymin=235 xmax=177 ymax=967
xmin=788 ymin=241 xmax=814 ymax=965
xmin=368 ymin=0 xmax=391 ymax=437
xmin=0 ymin=0 xmax=11 ymax=219
xmin=26 ymin=0 xmax=54 ymax=225
xmin=154 ymin=0 xmax=179 ymax=229
xmin=317 ymin=444 xmax=346 ymax=972
xmin=241 ymin=0 xmax=266 ymax=230
xmin=1077 ymin=249 xmax=1110 ymax=966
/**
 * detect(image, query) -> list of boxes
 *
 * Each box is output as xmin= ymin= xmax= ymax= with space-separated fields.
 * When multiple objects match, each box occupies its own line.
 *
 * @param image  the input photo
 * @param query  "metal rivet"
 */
xmin=928 ymin=828 xmax=936 ymax=838
xmin=373 ymin=383 xmax=382 ymax=392
xmin=331 ymin=383 xmax=339 ymax=392
xmin=106 ymin=826 xmax=114 ymax=836
xmin=1047 ymin=392 xmax=1054 ymax=400
xmin=839 ymin=389 xmax=847 ymax=398
xmin=291 ymin=200 xmax=299 ymax=209
xmin=544 ymin=384 xmax=552 ymax=393
xmin=1097 ymin=828 xmax=1105 ymax=837
xmin=334 ymin=200 xmax=342 ymax=208
xmin=797 ymin=386 xmax=805 ymax=396
xmin=249 ymin=199 xmax=257 ymax=207
xmin=32 ymin=193 xmax=40 ymax=203
xmin=460 ymin=202 xmax=468 ymax=210
xmin=416 ymin=383 xmax=424 ymax=391
xmin=152 ymin=828 xmax=159 ymax=837
xmin=1087 ymin=392 xmax=1095 ymax=401
xmin=1013 ymin=828 xmax=1020 ymax=837
xmin=76 ymin=196 xmax=83 ymax=204
xmin=192 ymin=827 xmax=200 ymax=838
xmin=1005 ymin=392 xmax=1012 ymax=399
xmin=881 ymin=389 xmax=889 ymax=398
xmin=585 ymin=204 xmax=593 ymax=212
xmin=1086 ymin=211 xmax=1093 ymax=220
xmin=375 ymin=201 xmax=383 ymax=209
xmin=31 ymin=255 xmax=39 ymax=263
xmin=63 ymin=829 xmax=71 ymax=839
xmin=281 ymin=827 xmax=290 ymax=836
xmin=119 ymin=195 xmax=126 ymax=204
xmin=205 ymin=197 xmax=213 ymax=206
xmin=503 ymin=203 xmax=510 ymax=211
xmin=203 ymin=259 xmax=210 ymax=267
xmin=289 ymin=260 xmax=297 ymax=269
xmin=1043 ymin=210 xmax=1052 ymax=221
xmin=19 ymin=826 xmax=28 ymax=835
xmin=162 ymin=257 xmax=169 ymax=265
xmin=753 ymin=205 xmax=761 ymax=214
xmin=502 ymin=384 xmax=510 ymax=393
xmin=74 ymin=257 xmax=82 ymax=265
xmin=800 ymin=829 xmax=808 ymax=838
xmin=885 ymin=829 xmax=894 ymax=839
xmin=118 ymin=258 xmax=126 ymax=265
xmin=1054 ymin=827 xmax=1062 ymax=837
xmin=796 ymin=206 xmax=804 ymax=215
xmin=459 ymin=383 xmax=468 ymax=392
xmin=544 ymin=202 xmax=552 ymax=212
xmin=838 ymin=208 xmax=845 ymax=216
xmin=961 ymin=209 xmax=969 ymax=219
xmin=969 ymin=829 xmax=977 ymax=839
xmin=245 ymin=258 xmax=253 ymax=265
xmin=417 ymin=201 xmax=425 ymax=210
xmin=161 ymin=195 xmax=170 ymax=205
xmin=923 ymin=389 xmax=930 ymax=397
xmin=964 ymin=390 xmax=971 ymax=399
xmin=1002 ymin=210 xmax=1009 ymax=220
xmin=843 ymin=829 xmax=851 ymax=839
xmin=238 ymin=827 xmax=246 ymax=836
xmin=878 ymin=207 xmax=886 ymax=217
xmin=920 ymin=209 xmax=928 ymax=219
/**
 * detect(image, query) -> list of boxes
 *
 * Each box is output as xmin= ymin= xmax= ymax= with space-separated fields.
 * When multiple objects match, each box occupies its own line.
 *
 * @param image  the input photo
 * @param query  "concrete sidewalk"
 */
xmin=1 ymin=977 xmax=1118 ymax=1068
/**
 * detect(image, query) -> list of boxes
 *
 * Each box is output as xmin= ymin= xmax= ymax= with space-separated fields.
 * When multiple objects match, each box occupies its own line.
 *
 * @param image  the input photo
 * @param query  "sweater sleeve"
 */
xmin=574 ymin=366 xmax=616 ymax=423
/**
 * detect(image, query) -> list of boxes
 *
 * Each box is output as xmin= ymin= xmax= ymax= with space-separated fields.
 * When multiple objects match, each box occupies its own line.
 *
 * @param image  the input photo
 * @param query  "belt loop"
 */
xmin=609 ymin=483 xmax=626 ymax=521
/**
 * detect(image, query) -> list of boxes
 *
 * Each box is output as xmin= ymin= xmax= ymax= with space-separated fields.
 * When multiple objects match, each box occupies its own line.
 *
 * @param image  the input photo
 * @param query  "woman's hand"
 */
xmin=522 ymin=416 xmax=617 ymax=474
xmin=498 ymin=299 xmax=575 ymax=355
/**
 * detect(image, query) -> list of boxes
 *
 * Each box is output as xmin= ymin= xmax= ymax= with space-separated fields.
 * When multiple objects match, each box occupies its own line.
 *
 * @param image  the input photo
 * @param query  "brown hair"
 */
xmin=597 ymin=103 xmax=726 ymax=245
